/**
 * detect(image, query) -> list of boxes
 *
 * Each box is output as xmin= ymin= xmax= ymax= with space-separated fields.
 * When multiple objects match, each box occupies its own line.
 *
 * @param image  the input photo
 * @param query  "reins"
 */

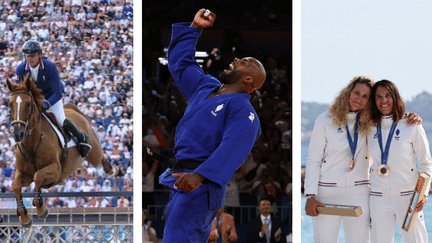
xmin=17 ymin=126 xmax=44 ymax=166
xmin=10 ymin=91 xmax=42 ymax=140
xmin=10 ymin=90 xmax=44 ymax=165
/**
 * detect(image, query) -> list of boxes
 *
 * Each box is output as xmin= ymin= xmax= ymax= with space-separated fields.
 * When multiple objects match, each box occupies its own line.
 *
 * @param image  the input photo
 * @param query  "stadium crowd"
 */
xmin=0 ymin=0 xmax=133 ymax=209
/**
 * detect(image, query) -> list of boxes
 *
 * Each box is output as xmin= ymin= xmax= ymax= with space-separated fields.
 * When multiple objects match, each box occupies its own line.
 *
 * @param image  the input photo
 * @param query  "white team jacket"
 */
xmin=368 ymin=116 xmax=432 ymax=197
xmin=304 ymin=111 xmax=371 ymax=196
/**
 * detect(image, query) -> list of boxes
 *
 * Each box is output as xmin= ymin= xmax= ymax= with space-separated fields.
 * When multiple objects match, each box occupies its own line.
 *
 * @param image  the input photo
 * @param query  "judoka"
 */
xmin=158 ymin=8 xmax=267 ymax=242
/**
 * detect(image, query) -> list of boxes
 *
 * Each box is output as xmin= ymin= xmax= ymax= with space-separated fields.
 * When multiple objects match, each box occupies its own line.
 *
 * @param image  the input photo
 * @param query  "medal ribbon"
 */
xmin=377 ymin=122 xmax=397 ymax=165
xmin=346 ymin=117 xmax=360 ymax=160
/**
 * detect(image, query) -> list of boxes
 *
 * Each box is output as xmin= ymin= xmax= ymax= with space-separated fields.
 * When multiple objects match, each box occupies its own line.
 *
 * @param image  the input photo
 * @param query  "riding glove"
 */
xmin=42 ymin=100 xmax=50 ymax=112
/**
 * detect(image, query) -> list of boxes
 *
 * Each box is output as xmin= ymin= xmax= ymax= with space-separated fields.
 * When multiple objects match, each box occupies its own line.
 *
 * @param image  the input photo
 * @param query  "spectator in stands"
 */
xmin=252 ymin=169 xmax=283 ymax=214
xmin=256 ymin=151 xmax=290 ymax=191
xmin=2 ymin=162 xmax=13 ymax=179
xmin=76 ymin=198 xmax=85 ymax=208
xmin=143 ymin=209 xmax=158 ymax=243
xmin=101 ymin=179 xmax=113 ymax=199
xmin=111 ymin=142 xmax=122 ymax=162
xmin=204 ymin=47 xmax=225 ymax=77
xmin=247 ymin=198 xmax=287 ymax=243
xmin=208 ymin=207 xmax=238 ymax=243
xmin=122 ymin=180 xmax=132 ymax=192
xmin=117 ymin=196 xmax=129 ymax=208
xmin=143 ymin=152 xmax=158 ymax=217
xmin=63 ymin=197 xmax=77 ymax=208
xmin=236 ymin=146 xmax=262 ymax=195
xmin=85 ymin=197 xmax=99 ymax=208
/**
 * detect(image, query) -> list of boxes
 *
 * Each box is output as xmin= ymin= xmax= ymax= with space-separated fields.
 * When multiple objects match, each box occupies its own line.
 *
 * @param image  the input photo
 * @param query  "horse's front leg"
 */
xmin=33 ymin=162 xmax=61 ymax=219
xmin=12 ymin=170 xmax=33 ymax=227
xmin=102 ymin=156 xmax=118 ymax=176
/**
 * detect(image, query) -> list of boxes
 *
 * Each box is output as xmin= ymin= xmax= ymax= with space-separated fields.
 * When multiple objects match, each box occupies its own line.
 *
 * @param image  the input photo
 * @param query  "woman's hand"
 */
xmin=305 ymin=197 xmax=325 ymax=216
xmin=415 ymin=197 xmax=427 ymax=212
xmin=405 ymin=112 xmax=422 ymax=125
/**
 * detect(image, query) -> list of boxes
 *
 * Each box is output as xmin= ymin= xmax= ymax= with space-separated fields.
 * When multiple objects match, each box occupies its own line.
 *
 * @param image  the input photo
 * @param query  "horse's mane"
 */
xmin=13 ymin=76 xmax=45 ymax=109
xmin=11 ymin=76 xmax=91 ymax=121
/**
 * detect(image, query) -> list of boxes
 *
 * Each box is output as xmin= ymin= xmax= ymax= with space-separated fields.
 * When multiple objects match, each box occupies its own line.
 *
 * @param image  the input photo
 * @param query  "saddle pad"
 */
xmin=42 ymin=113 xmax=76 ymax=148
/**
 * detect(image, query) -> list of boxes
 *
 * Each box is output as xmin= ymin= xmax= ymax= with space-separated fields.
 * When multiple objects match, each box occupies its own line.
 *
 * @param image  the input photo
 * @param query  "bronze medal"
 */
xmin=349 ymin=157 xmax=355 ymax=171
xmin=377 ymin=164 xmax=390 ymax=178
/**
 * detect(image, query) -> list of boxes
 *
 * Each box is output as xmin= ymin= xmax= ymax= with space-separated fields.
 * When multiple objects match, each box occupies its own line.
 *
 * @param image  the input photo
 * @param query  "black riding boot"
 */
xmin=63 ymin=119 xmax=92 ymax=157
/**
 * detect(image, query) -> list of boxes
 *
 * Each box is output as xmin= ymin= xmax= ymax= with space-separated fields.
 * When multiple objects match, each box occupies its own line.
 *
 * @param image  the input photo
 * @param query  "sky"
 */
xmin=301 ymin=0 xmax=432 ymax=103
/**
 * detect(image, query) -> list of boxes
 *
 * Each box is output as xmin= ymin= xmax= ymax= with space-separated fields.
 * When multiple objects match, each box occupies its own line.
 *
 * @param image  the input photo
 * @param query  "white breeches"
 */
xmin=313 ymin=185 xmax=370 ymax=243
xmin=50 ymin=100 xmax=66 ymax=126
xmin=370 ymin=195 xmax=427 ymax=243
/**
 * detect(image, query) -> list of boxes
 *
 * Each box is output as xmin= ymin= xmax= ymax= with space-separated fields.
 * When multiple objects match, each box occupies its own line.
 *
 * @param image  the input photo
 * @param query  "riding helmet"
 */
xmin=22 ymin=40 xmax=42 ymax=56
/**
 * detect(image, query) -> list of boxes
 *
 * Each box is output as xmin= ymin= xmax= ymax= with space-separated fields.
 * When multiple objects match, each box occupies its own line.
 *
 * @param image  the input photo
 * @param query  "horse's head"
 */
xmin=6 ymin=76 xmax=44 ymax=143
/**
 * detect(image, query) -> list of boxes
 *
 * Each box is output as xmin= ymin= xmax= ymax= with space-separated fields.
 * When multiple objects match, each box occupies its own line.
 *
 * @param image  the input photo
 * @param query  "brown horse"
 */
xmin=6 ymin=76 xmax=118 ymax=227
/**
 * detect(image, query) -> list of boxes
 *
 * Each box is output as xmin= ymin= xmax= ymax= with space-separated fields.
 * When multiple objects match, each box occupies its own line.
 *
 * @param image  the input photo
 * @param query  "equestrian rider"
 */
xmin=15 ymin=40 xmax=91 ymax=157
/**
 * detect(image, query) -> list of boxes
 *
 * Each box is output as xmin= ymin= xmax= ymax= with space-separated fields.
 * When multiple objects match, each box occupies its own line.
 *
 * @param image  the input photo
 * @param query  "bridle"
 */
xmin=10 ymin=90 xmax=41 ymax=141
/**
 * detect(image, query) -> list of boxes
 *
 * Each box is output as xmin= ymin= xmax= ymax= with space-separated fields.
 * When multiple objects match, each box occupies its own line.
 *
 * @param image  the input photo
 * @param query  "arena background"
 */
xmin=143 ymin=0 xmax=293 ymax=242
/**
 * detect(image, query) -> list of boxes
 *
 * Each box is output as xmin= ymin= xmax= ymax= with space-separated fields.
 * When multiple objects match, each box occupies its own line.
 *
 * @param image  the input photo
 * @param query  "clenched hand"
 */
xmin=190 ymin=9 xmax=216 ymax=28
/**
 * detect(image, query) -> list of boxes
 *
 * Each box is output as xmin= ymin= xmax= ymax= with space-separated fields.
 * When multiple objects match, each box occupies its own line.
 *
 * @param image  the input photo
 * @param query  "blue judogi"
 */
xmin=159 ymin=23 xmax=261 ymax=242
xmin=16 ymin=58 xmax=64 ymax=107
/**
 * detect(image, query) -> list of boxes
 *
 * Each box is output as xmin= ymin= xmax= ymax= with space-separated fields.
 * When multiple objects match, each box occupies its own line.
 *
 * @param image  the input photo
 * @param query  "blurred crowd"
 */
xmin=0 ymin=0 xmax=133 ymax=208
xmin=144 ymin=0 xmax=291 ymax=30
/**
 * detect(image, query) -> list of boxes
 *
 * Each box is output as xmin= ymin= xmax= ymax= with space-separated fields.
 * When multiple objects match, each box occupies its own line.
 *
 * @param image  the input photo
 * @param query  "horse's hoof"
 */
xmin=38 ymin=208 xmax=48 ymax=220
xmin=21 ymin=216 xmax=32 ymax=228
xmin=112 ymin=165 xmax=118 ymax=176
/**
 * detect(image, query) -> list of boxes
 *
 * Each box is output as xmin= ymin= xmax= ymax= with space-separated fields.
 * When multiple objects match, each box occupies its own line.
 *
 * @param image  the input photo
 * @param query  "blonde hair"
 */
xmin=329 ymin=76 xmax=375 ymax=135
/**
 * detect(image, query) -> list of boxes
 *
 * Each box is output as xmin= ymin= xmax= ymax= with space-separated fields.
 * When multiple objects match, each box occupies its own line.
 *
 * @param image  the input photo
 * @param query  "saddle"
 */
xmin=41 ymin=112 xmax=78 ymax=188
xmin=42 ymin=112 xmax=75 ymax=147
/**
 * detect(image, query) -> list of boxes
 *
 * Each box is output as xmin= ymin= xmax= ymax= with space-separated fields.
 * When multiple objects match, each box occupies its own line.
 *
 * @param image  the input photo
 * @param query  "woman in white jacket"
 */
xmin=368 ymin=80 xmax=432 ymax=243
xmin=304 ymin=77 xmax=420 ymax=243
xmin=304 ymin=76 xmax=375 ymax=243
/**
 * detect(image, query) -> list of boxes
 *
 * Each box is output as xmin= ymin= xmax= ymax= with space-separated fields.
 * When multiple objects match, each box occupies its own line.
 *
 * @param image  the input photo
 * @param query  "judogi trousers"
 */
xmin=313 ymin=185 xmax=370 ymax=243
xmin=160 ymin=169 xmax=224 ymax=242
xmin=370 ymin=195 xmax=427 ymax=243
xmin=163 ymin=183 xmax=218 ymax=242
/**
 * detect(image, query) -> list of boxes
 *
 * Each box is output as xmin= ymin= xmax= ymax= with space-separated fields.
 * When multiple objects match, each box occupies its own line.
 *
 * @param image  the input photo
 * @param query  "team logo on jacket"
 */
xmin=211 ymin=104 xmax=224 ymax=117
xmin=248 ymin=112 xmax=255 ymax=122
xmin=395 ymin=129 xmax=400 ymax=141
xmin=337 ymin=127 xmax=343 ymax=133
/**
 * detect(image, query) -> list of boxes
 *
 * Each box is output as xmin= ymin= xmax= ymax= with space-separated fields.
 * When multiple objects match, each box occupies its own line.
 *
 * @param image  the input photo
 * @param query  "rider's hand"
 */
xmin=42 ymin=100 xmax=50 ymax=112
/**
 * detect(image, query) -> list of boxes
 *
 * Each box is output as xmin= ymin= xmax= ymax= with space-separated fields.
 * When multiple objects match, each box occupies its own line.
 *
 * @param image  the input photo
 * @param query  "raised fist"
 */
xmin=191 ymin=9 xmax=216 ymax=29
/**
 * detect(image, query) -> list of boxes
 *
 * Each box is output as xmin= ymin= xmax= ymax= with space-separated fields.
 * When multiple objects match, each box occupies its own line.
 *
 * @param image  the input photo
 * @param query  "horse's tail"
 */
xmin=64 ymin=103 xmax=90 ymax=122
